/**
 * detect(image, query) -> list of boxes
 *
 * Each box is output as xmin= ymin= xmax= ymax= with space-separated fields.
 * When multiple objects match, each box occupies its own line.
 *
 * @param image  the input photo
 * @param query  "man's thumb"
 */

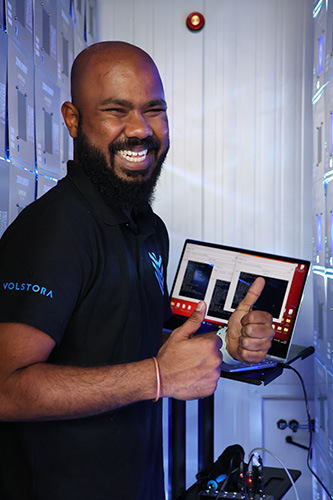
xmin=172 ymin=300 xmax=207 ymax=339
xmin=236 ymin=276 xmax=265 ymax=313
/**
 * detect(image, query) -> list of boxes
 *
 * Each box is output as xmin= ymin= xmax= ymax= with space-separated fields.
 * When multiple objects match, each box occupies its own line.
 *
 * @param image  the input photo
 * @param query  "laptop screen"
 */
xmin=169 ymin=240 xmax=310 ymax=360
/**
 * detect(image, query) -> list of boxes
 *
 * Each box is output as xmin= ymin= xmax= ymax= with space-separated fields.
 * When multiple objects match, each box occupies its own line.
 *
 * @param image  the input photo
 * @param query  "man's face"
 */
xmin=74 ymin=54 xmax=170 ymax=186
xmin=75 ymin=121 xmax=168 ymax=210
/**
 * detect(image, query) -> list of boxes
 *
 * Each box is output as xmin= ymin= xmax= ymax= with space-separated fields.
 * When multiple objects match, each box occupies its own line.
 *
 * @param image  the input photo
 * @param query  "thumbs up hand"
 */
xmin=157 ymin=301 xmax=222 ymax=401
xmin=225 ymin=277 xmax=274 ymax=363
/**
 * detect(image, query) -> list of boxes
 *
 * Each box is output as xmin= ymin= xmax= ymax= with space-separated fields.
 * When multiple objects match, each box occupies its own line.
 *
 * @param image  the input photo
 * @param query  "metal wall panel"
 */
xmin=7 ymin=39 xmax=35 ymax=169
xmin=34 ymin=0 xmax=58 ymax=79
xmin=57 ymin=0 xmax=74 ymax=92
xmin=324 ymin=81 xmax=333 ymax=176
xmin=36 ymin=173 xmax=58 ymax=199
xmin=328 ymin=369 xmax=333 ymax=462
xmin=5 ymin=0 xmax=33 ymax=56
xmin=313 ymin=271 xmax=327 ymax=363
xmin=35 ymin=66 xmax=61 ymax=177
xmin=313 ymin=179 xmax=326 ymax=267
xmin=326 ymin=274 xmax=333 ymax=369
xmin=86 ymin=0 xmax=98 ymax=45
xmin=313 ymin=95 xmax=325 ymax=182
xmin=314 ymin=357 xmax=330 ymax=457
xmin=73 ymin=0 xmax=85 ymax=41
xmin=8 ymin=163 xmax=35 ymax=224
xmin=312 ymin=2 xmax=333 ymax=496
xmin=60 ymin=89 xmax=72 ymax=176
xmin=311 ymin=445 xmax=333 ymax=499
xmin=0 ymin=158 xmax=10 ymax=237
xmin=324 ymin=0 xmax=333 ymax=86
xmin=0 ymin=0 xmax=4 ymax=31
xmin=325 ymin=177 xmax=333 ymax=267
xmin=3 ymin=0 xmax=78 ymax=224
xmin=313 ymin=1 xmax=326 ymax=97
xmin=73 ymin=22 xmax=86 ymax=58
xmin=0 ymin=31 xmax=7 ymax=159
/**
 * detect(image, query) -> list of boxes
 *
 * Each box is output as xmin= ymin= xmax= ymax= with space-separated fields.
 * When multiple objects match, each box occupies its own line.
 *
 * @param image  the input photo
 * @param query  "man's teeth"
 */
xmin=118 ymin=149 xmax=148 ymax=163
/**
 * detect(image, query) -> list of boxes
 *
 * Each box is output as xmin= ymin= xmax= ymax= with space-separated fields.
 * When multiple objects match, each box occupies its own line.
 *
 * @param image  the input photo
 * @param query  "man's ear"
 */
xmin=61 ymin=101 xmax=79 ymax=138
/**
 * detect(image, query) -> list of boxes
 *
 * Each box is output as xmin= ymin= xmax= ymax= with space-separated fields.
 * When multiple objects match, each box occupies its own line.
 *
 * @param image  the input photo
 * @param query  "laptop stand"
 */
xmin=220 ymin=345 xmax=314 ymax=386
xmin=168 ymin=345 xmax=314 ymax=499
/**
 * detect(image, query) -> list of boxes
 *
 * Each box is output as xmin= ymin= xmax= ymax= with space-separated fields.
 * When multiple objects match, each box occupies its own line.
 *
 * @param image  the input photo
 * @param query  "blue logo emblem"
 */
xmin=148 ymin=252 xmax=164 ymax=295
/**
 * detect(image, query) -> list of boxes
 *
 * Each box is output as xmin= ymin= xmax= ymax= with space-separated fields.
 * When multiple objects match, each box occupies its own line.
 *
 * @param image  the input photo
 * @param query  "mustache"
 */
xmin=108 ymin=136 xmax=161 ymax=154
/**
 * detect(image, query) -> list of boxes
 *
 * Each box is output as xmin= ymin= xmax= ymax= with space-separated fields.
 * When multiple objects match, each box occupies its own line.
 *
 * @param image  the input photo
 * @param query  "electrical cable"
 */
xmin=244 ymin=453 xmax=254 ymax=499
xmin=215 ymin=476 xmax=229 ymax=499
xmin=280 ymin=364 xmax=333 ymax=499
xmin=248 ymin=447 xmax=299 ymax=500
xmin=215 ymin=449 xmax=245 ymax=499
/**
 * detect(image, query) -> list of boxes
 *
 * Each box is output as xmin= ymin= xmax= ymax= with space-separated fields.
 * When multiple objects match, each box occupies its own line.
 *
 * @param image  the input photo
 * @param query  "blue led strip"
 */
xmin=313 ymin=0 xmax=323 ymax=18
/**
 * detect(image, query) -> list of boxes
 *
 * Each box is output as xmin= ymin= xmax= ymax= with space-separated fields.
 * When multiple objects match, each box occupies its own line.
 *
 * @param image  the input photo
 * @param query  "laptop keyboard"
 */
xmin=221 ymin=359 xmax=278 ymax=372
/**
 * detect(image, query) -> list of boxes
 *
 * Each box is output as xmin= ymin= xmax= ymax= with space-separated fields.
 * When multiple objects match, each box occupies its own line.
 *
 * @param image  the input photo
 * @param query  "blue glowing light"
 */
xmin=317 ymin=214 xmax=323 ymax=252
xmin=318 ymin=34 xmax=324 ymax=76
xmin=313 ymin=0 xmax=323 ymax=18
xmin=313 ymin=265 xmax=325 ymax=277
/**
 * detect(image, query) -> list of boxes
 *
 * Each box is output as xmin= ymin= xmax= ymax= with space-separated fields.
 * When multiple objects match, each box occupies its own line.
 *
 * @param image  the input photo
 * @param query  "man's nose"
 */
xmin=124 ymin=111 xmax=153 ymax=139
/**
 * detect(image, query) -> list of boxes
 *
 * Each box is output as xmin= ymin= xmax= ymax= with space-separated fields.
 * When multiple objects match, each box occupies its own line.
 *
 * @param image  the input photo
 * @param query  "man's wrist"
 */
xmin=217 ymin=327 xmax=239 ymax=365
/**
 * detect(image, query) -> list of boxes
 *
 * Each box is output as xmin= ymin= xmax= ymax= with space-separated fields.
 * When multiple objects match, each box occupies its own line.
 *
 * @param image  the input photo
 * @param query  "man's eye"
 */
xmin=145 ymin=108 xmax=166 ymax=115
xmin=105 ymin=108 xmax=127 ymax=114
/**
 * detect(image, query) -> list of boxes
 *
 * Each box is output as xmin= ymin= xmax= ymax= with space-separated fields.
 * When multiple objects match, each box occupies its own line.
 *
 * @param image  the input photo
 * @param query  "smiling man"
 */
xmin=62 ymin=42 xmax=170 ymax=211
xmin=0 ymin=42 xmax=274 ymax=500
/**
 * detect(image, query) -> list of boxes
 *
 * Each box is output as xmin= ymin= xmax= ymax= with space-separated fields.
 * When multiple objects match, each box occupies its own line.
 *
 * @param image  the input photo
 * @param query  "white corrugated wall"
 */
xmin=97 ymin=1 xmax=315 ymax=498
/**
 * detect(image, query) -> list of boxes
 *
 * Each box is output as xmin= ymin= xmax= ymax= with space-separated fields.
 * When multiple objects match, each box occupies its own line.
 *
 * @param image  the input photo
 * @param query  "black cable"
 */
xmin=279 ymin=363 xmax=333 ymax=499
xmin=215 ymin=449 xmax=244 ymax=499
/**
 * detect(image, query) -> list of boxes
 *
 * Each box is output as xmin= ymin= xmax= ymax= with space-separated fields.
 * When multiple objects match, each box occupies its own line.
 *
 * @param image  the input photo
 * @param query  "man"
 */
xmin=0 ymin=42 xmax=273 ymax=499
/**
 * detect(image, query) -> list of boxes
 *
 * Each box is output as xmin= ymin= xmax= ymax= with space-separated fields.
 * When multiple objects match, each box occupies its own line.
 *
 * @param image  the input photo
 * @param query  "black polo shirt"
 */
xmin=0 ymin=162 xmax=171 ymax=500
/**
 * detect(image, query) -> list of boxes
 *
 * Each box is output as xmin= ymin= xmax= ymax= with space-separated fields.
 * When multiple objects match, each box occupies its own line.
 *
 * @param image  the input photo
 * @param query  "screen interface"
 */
xmin=170 ymin=241 xmax=309 ymax=352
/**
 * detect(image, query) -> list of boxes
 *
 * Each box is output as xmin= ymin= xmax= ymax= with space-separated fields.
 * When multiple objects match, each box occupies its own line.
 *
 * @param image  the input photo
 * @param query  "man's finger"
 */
xmin=236 ymin=277 xmax=265 ymax=313
xmin=171 ymin=301 xmax=207 ymax=340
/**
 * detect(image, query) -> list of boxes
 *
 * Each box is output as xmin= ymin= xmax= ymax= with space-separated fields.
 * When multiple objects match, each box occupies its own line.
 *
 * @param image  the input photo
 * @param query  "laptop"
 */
xmin=165 ymin=239 xmax=310 ymax=372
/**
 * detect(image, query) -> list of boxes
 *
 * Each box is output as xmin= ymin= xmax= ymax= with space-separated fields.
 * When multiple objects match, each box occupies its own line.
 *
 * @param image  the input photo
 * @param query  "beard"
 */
xmin=75 ymin=126 xmax=169 ymax=211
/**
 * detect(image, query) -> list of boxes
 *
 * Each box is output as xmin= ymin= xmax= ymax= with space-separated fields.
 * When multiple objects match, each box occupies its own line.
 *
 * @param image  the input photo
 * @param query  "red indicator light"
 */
xmin=186 ymin=12 xmax=205 ymax=32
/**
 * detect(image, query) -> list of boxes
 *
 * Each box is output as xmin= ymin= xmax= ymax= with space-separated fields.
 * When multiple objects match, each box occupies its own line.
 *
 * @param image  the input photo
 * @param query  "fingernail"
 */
xmin=195 ymin=301 xmax=204 ymax=312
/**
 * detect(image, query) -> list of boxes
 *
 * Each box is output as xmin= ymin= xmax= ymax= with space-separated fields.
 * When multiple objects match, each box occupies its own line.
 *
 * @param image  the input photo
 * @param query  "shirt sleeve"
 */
xmin=0 ymin=203 xmax=87 ymax=343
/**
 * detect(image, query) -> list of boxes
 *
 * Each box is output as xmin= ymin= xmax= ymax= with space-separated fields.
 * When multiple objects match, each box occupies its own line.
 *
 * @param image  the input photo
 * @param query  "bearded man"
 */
xmin=0 ymin=42 xmax=273 ymax=500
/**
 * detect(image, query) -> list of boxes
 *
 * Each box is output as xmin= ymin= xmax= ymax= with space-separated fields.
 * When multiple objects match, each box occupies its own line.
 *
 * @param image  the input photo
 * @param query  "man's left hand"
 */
xmin=226 ymin=277 xmax=274 ymax=363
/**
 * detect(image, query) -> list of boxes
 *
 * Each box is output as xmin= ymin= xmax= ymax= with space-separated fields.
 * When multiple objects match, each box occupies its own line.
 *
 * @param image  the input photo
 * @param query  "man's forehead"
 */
xmin=71 ymin=42 xmax=164 ymax=104
xmin=87 ymin=59 xmax=164 ymax=101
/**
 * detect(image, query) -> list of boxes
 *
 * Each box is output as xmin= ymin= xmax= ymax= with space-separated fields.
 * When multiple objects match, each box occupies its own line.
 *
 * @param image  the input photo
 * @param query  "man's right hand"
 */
xmin=156 ymin=302 xmax=222 ymax=400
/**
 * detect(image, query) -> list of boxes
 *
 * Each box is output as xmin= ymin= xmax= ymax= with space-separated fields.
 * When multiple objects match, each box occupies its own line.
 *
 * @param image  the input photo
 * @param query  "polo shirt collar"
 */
xmin=66 ymin=161 xmax=156 ymax=232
